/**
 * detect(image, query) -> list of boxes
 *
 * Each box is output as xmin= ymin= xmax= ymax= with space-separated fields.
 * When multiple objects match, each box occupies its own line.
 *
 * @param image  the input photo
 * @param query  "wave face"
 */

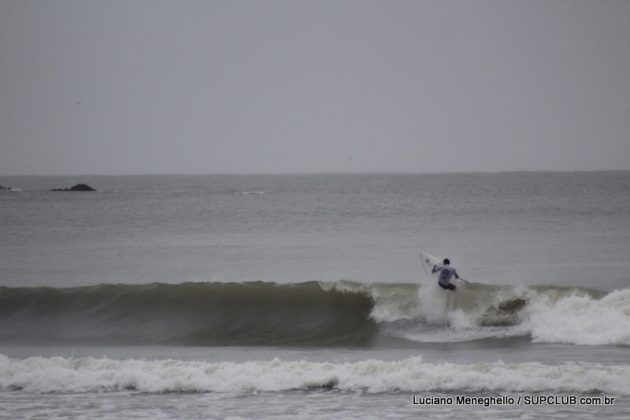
xmin=2 ymin=355 xmax=629 ymax=395
xmin=0 ymin=281 xmax=629 ymax=346
xmin=0 ymin=282 xmax=375 ymax=346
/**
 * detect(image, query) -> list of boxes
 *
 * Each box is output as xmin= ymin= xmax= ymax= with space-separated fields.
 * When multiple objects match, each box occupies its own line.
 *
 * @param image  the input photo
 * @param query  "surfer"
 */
xmin=432 ymin=258 xmax=459 ymax=291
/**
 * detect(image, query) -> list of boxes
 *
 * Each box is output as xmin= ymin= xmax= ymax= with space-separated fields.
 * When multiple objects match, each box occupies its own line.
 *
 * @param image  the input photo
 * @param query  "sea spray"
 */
xmin=416 ymin=277 xmax=452 ymax=324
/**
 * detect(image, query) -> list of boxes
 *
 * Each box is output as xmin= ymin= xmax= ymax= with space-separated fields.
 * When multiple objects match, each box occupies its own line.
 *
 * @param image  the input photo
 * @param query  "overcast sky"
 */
xmin=1 ymin=0 xmax=629 ymax=175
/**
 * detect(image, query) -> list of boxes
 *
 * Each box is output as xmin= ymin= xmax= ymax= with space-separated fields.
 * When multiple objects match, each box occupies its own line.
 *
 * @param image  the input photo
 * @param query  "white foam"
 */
xmin=365 ymin=278 xmax=630 ymax=346
xmin=400 ymin=326 xmax=528 ymax=343
xmin=416 ymin=277 xmax=452 ymax=324
xmin=526 ymin=289 xmax=630 ymax=346
xmin=1 ymin=355 xmax=629 ymax=395
xmin=368 ymin=281 xmax=529 ymax=342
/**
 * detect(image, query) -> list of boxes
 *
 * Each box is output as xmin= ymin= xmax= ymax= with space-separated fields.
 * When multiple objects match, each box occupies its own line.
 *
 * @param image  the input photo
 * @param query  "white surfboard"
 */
xmin=420 ymin=252 xmax=441 ymax=278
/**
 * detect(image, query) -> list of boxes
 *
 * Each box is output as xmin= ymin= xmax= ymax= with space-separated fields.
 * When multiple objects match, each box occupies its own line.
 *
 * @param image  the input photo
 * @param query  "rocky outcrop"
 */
xmin=50 ymin=183 xmax=97 ymax=192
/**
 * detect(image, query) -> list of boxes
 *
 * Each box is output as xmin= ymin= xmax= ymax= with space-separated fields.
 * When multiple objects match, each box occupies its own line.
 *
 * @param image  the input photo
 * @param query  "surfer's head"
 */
xmin=443 ymin=258 xmax=450 ymax=265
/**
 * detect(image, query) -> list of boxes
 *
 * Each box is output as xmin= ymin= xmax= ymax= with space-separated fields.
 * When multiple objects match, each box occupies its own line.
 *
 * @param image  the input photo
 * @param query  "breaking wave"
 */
xmin=1 ymin=354 xmax=629 ymax=395
xmin=0 ymin=281 xmax=629 ymax=346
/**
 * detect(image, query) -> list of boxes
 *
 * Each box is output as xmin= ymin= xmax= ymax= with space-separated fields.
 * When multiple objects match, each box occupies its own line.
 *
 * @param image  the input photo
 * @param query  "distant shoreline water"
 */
xmin=2 ymin=172 xmax=629 ymax=288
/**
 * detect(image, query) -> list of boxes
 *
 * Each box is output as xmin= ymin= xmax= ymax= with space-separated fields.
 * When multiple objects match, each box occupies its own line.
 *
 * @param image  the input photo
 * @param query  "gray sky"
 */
xmin=1 ymin=0 xmax=629 ymax=175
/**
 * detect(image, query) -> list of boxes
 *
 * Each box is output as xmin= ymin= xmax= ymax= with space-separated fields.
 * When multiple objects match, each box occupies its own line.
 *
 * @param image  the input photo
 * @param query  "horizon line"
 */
xmin=1 ymin=169 xmax=630 ymax=177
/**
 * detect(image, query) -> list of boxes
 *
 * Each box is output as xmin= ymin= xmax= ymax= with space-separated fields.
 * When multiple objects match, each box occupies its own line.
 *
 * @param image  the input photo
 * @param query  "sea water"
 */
xmin=1 ymin=172 xmax=629 ymax=419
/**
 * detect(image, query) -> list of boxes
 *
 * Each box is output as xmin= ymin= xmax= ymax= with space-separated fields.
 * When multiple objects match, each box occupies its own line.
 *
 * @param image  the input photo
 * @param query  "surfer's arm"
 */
xmin=432 ymin=265 xmax=440 ymax=273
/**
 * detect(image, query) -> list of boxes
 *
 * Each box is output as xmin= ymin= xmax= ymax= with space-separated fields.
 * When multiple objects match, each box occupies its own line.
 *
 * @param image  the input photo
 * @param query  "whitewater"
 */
xmin=2 ymin=354 xmax=629 ymax=394
xmin=1 ymin=172 xmax=630 ymax=419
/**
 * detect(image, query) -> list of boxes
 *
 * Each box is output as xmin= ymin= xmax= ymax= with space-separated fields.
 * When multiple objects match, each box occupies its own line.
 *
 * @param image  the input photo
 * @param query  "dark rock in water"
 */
xmin=69 ymin=183 xmax=96 ymax=191
xmin=50 ymin=183 xmax=96 ymax=192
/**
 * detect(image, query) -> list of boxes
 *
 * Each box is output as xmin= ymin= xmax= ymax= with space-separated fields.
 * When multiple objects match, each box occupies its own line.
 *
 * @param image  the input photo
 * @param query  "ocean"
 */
xmin=0 ymin=172 xmax=629 ymax=419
